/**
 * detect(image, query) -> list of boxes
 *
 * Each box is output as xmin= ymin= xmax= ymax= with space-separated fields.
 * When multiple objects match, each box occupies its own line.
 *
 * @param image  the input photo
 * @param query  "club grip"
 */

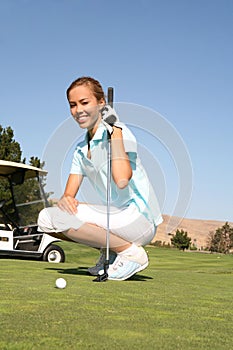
xmin=107 ymin=87 xmax=114 ymax=107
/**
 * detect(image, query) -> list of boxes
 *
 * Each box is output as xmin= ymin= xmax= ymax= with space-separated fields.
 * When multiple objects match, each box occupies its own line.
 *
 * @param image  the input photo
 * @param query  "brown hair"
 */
xmin=66 ymin=76 xmax=106 ymax=103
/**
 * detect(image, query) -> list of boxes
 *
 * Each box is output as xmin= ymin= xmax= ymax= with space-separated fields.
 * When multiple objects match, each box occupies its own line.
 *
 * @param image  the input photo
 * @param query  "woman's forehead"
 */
xmin=68 ymin=85 xmax=94 ymax=100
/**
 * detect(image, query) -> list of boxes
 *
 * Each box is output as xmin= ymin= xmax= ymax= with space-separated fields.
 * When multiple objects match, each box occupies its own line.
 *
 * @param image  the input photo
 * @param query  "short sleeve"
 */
xmin=70 ymin=148 xmax=86 ymax=175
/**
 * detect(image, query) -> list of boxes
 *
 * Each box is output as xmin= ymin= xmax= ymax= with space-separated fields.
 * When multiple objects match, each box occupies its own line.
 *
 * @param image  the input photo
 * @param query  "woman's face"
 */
xmin=68 ymin=85 xmax=105 ymax=131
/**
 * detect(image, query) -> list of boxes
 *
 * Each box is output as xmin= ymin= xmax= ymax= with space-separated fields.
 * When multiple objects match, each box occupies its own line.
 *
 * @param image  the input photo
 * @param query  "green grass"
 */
xmin=0 ymin=244 xmax=233 ymax=350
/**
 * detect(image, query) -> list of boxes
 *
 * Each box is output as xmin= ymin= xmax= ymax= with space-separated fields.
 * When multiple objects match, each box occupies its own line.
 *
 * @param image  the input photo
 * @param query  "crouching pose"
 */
xmin=38 ymin=76 xmax=163 ymax=281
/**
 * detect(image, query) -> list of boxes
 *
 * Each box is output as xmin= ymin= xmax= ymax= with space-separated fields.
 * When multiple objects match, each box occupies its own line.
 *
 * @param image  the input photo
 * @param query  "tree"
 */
xmin=29 ymin=156 xmax=44 ymax=169
xmin=0 ymin=125 xmax=23 ymax=162
xmin=0 ymin=125 xmax=23 ymax=204
xmin=208 ymin=222 xmax=233 ymax=254
xmin=171 ymin=229 xmax=192 ymax=251
xmin=0 ymin=125 xmax=48 ymax=225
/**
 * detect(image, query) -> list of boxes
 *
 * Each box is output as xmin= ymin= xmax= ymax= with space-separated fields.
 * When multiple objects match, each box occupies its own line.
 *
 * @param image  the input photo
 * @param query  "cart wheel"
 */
xmin=42 ymin=244 xmax=65 ymax=263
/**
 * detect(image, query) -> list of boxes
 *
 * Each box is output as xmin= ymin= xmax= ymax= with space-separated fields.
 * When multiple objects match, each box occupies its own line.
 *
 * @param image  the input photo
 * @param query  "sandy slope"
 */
xmin=154 ymin=214 xmax=232 ymax=249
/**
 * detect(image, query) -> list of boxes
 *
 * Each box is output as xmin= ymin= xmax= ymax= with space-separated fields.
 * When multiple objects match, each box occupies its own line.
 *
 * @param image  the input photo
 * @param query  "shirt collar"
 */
xmin=84 ymin=121 xmax=106 ymax=143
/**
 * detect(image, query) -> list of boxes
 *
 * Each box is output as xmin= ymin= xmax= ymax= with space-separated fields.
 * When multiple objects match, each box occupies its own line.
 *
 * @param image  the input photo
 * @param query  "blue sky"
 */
xmin=0 ymin=0 xmax=232 ymax=222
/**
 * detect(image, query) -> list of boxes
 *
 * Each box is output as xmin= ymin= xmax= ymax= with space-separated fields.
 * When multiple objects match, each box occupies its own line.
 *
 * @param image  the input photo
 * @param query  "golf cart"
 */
xmin=0 ymin=160 xmax=65 ymax=263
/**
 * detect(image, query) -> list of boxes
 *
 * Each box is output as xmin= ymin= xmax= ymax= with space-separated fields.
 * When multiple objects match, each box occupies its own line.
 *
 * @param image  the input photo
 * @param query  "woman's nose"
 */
xmin=76 ymin=104 xmax=83 ymax=114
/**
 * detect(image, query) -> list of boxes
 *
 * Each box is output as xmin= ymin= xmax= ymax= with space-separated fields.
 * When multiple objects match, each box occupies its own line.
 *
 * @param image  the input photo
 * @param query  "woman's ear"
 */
xmin=99 ymin=98 xmax=106 ymax=107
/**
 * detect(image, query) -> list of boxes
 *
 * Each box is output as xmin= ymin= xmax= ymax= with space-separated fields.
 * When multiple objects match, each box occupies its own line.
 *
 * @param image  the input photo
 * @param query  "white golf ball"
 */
xmin=55 ymin=278 xmax=67 ymax=289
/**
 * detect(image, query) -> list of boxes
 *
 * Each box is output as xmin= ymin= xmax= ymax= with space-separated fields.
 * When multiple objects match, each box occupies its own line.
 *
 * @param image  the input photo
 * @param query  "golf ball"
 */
xmin=55 ymin=278 xmax=67 ymax=289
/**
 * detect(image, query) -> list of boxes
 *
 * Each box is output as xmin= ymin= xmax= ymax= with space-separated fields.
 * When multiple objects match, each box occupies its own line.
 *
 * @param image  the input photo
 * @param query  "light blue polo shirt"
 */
xmin=70 ymin=122 xmax=163 ymax=227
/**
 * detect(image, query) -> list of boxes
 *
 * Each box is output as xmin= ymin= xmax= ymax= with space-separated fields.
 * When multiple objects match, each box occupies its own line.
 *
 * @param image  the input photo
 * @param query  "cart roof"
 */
xmin=0 ymin=160 xmax=47 ymax=179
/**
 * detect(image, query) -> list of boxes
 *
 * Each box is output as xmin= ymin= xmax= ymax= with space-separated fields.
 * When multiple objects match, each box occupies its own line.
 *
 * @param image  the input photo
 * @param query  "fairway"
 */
xmin=0 ymin=244 xmax=233 ymax=350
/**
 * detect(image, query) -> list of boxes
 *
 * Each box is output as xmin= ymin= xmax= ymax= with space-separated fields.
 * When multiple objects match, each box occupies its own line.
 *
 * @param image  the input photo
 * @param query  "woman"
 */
xmin=38 ymin=76 xmax=163 ymax=281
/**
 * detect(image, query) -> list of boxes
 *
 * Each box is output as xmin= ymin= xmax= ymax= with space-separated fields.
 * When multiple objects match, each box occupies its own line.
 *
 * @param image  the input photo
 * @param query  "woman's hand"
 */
xmin=57 ymin=195 xmax=79 ymax=215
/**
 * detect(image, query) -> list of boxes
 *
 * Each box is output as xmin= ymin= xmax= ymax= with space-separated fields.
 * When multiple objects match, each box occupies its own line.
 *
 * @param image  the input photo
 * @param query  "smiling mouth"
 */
xmin=74 ymin=114 xmax=89 ymax=123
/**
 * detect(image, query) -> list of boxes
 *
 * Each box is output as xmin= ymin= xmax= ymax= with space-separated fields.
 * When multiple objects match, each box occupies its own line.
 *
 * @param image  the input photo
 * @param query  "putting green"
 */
xmin=0 ymin=243 xmax=232 ymax=350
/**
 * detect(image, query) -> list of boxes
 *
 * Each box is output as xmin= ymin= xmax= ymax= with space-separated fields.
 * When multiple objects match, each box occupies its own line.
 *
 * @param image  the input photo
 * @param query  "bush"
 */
xmin=207 ymin=222 xmax=233 ymax=254
xmin=171 ymin=229 xmax=192 ymax=251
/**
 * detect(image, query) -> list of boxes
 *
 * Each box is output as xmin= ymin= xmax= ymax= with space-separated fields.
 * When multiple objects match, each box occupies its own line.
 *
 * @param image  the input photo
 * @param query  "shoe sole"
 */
xmin=107 ymin=260 xmax=149 ymax=281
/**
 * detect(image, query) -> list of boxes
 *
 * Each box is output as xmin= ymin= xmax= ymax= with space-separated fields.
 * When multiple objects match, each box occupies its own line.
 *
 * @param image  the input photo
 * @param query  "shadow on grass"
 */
xmin=128 ymin=274 xmax=153 ymax=281
xmin=45 ymin=266 xmax=89 ymax=276
xmin=45 ymin=266 xmax=153 ymax=281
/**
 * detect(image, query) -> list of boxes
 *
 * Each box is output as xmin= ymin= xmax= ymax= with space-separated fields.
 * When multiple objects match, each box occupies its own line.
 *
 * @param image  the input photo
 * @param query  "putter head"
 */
xmin=93 ymin=260 xmax=109 ymax=282
xmin=93 ymin=272 xmax=108 ymax=282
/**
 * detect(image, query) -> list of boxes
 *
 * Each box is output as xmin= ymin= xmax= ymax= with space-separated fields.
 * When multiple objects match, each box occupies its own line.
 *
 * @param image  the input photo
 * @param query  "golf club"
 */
xmin=93 ymin=87 xmax=114 ymax=282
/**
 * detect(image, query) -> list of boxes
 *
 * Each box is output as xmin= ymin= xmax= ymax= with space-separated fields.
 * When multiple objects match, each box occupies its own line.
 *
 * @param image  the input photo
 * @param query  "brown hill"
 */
xmin=154 ymin=214 xmax=231 ymax=249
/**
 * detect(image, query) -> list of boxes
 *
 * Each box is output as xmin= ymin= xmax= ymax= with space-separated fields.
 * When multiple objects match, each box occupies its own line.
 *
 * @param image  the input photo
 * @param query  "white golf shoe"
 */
xmin=98 ymin=244 xmax=149 ymax=281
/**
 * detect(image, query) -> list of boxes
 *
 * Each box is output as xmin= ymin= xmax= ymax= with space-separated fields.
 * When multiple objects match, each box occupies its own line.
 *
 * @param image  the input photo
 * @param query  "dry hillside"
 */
xmin=154 ymin=214 xmax=232 ymax=249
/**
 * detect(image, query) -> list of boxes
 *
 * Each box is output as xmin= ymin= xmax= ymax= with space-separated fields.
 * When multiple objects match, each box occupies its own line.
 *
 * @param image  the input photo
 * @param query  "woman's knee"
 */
xmin=37 ymin=207 xmax=54 ymax=231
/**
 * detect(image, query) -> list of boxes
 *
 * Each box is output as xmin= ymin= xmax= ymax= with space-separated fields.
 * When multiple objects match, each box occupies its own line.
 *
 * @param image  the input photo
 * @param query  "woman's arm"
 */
xmin=57 ymin=173 xmax=83 ymax=214
xmin=111 ymin=126 xmax=132 ymax=189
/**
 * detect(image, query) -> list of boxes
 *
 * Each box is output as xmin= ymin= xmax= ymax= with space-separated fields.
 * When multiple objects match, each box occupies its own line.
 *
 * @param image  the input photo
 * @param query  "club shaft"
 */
xmin=106 ymin=137 xmax=111 ymax=263
xmin=105 ymin=87 xmax=114 ymax=264
xmin=107 ymin=87 xmax=114 ymax=108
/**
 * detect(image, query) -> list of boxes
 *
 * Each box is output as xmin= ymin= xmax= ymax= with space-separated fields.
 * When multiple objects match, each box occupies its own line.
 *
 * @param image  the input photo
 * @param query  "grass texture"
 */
xmin=0 ymin=243 xmax=233 ymax=350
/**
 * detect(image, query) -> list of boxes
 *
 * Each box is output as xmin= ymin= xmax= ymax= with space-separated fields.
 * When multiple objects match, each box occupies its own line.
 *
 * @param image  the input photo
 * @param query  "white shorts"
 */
xmin=38 ymin=203 xmax=156 ymax=246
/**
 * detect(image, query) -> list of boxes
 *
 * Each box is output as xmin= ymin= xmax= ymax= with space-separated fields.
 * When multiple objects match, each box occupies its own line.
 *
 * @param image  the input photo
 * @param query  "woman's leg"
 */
xmin=38 ymin=203 xmax=156 ymax=249
xmin=38 ymin=204 xmax=154 ymax=280
xmin=38 ymin=206 xmax=131 ymax=251
xmin=64 ymin=224 xmax=132 ymax=252
xmin=71 ymin=203 xmax=156 ymax=247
